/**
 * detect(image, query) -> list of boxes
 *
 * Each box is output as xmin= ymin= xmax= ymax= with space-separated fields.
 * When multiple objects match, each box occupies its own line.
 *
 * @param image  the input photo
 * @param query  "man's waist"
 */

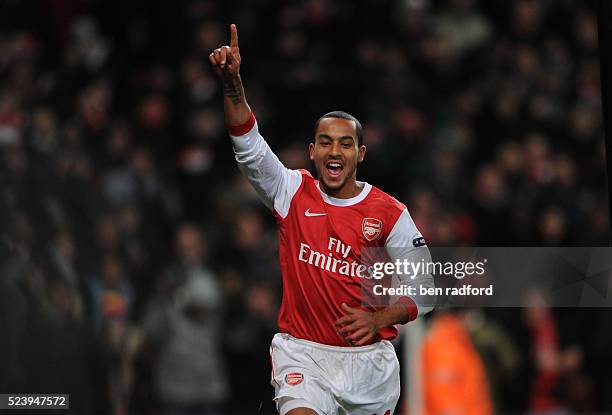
xmin=275 ymin=332 xmax=390 ymax=352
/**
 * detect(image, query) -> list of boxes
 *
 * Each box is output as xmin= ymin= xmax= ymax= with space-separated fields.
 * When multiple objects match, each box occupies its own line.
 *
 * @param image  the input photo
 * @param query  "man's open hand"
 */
xmin=335 ymin=303 xmax=383 ymax=346
xmin=209 ymin=23 xmax=241 ymax=79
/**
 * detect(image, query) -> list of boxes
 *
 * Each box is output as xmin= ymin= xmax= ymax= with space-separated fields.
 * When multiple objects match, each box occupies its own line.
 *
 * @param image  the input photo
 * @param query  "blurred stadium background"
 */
xmin=1 ymin=0 xmax=611 ymax=414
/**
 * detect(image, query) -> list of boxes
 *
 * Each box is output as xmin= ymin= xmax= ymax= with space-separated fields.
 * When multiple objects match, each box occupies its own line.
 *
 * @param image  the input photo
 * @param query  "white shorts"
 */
xmin=270 ymin=333 xmax=400 ymax=415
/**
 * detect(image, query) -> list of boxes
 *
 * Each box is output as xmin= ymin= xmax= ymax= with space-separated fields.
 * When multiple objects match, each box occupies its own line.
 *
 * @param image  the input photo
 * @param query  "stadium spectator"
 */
xmin=422 ymin=310 xmax=494 ymax=415
xmin=139 ymin=224 xmax=228 ymax=414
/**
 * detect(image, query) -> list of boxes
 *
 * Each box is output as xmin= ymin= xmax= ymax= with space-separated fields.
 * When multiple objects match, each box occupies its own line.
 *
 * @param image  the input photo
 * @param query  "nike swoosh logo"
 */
xmin=305 ymin=208 xmax=327 ymax=217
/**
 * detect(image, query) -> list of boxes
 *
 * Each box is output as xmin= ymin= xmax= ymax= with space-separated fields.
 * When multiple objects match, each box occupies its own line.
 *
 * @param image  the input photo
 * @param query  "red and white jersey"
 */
xmin=230 ymin=115 xmax=433 ymax=347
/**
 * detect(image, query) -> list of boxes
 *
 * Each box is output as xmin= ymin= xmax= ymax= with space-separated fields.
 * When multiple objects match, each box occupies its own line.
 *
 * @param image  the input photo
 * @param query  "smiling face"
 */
xmin=309 ymin=117 xmax=366 ymax=198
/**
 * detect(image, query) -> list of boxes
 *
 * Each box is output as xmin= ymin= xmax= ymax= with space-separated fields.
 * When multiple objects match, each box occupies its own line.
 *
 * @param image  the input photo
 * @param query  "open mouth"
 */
xmin=325 ymin=161 xmax=343 ymax=178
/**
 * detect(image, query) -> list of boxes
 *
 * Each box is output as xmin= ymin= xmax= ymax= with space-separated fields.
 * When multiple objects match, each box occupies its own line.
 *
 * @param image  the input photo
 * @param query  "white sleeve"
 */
xmin=385 ymin=209 xmax=435 ymax=317
xmin=230 ymin=121 xmax=302 ymax=218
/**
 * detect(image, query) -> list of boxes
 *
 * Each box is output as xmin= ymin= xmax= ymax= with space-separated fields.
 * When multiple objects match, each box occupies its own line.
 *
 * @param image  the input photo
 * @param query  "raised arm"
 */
xmin=209 ymin=24 xmax=302 ymax=217
xmin=208 ymin=24 xmax=251 ymax=127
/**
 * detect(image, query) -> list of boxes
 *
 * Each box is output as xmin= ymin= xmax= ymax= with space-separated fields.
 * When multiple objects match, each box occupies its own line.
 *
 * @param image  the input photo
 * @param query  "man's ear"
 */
xmin=309 ymin=142 xmax=315 ymax=161
xmin=358 ymin=145 xmax=366 ymax=163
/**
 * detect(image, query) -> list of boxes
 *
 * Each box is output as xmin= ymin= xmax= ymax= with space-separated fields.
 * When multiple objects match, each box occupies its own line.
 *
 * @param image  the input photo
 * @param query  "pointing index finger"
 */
xmin=230 ymin=23 xmax=238 ymax=48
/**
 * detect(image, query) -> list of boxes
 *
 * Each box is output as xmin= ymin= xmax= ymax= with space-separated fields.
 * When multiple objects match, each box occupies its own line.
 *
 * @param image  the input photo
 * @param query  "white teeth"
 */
xmin=327 ymin=162 xmax=342 ymax=168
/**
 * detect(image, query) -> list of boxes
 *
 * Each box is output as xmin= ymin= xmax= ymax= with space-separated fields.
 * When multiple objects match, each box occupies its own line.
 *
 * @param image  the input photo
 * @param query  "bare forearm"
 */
xmin=223 ymin=75 xmax=251 ymax=126
xmin=336 ymin=302 xmax=414 ymax=346
xmin=208 ymin=24 xmax=251 ymax=126
xmin=375 ymin=305 xmax=411 ymax=328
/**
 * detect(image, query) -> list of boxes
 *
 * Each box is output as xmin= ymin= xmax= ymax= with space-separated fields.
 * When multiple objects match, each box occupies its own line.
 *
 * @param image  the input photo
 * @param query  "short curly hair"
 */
xmin=314 ymin=111 xmax=363 ymax=146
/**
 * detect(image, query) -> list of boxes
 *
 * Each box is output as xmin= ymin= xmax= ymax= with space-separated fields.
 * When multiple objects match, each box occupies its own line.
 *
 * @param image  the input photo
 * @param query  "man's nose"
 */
xmin=330 ymin=141 xmax=341 ymax=156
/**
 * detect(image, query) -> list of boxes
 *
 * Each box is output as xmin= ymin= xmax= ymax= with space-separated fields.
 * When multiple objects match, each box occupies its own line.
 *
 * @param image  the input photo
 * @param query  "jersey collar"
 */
xmin=317 ymin=181 xmax=372 ymax=207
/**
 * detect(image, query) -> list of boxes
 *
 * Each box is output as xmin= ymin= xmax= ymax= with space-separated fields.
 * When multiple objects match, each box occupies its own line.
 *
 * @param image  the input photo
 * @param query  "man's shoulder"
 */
xmin=296 ymin=168 xmax=314 ymax=179
xmin=368 ymin=185 xmax=407 ymax=213
xmin=293 ymin=168 xmax=317 ymax=191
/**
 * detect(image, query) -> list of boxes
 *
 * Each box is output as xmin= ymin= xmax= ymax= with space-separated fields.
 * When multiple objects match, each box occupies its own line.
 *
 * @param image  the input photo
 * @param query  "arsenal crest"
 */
xmin=285 ymin=372 xmax=303 ymax=386
xmin=362 ymin=218 xmax=383 ymax=241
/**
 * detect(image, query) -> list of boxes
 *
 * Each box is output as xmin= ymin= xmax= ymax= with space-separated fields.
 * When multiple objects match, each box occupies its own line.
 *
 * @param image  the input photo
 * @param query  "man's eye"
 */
xmin=342 ymin=143 xmax=352 ymax=148
xmin=319 ymin=142 xmax=330 ymax=146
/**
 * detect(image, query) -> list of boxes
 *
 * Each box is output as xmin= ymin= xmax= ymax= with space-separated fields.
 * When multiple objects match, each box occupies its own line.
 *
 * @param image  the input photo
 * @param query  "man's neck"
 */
xmin=320 ymin=180 xmax=364 ymax=199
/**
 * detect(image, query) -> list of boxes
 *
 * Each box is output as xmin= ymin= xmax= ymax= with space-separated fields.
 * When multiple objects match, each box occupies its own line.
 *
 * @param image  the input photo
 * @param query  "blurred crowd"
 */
xmin=1 ymin=0 xmax=611 ymax=414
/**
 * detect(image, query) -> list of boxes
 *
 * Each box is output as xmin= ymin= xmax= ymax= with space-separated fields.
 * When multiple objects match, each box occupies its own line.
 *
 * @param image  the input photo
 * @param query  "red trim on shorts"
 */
xmin=228 ymin=112 xmax=255 ymax=136
xmin=270 ymin=347 xmax=280 ymax=387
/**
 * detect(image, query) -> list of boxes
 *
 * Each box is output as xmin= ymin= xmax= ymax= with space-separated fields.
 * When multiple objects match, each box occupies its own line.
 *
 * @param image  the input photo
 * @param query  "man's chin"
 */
xmin=319 ymin=176 xmax=344 ymax=192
